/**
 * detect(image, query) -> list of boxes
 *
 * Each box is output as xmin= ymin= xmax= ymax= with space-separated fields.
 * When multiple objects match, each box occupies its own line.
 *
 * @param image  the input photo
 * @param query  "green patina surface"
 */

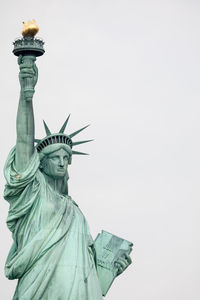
xmin=4 ymin=34 xmax=132 ymax=300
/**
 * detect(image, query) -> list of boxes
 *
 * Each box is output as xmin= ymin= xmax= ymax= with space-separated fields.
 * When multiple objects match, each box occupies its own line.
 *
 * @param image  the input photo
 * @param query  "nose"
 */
xmin=59 ymin=157 xmax=64 ymax=167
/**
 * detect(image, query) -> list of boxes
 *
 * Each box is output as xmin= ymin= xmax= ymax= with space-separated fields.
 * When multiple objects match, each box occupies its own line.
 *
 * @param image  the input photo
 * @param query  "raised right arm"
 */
xmin=15 ymin=56 xmax=38 ymax=172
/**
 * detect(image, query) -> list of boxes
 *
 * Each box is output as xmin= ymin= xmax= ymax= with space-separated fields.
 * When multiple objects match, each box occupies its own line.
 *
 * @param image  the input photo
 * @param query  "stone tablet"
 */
xmin=94 ymin=230 xmax=133 ymax=296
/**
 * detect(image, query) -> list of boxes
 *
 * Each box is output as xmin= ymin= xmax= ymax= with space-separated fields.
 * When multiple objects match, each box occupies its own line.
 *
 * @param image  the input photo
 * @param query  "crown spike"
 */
xmin=59 ymin=115 xmax=71 ymax=133
xmin=43 ymin=120 xmax=51 ymax=136
xmin=72 ymin=150 xmax=89 ymax=155
xmin=69 ymin=125 xmax=90 ymax=138
xmin=72 ymin=139 xmax=93 ymax=146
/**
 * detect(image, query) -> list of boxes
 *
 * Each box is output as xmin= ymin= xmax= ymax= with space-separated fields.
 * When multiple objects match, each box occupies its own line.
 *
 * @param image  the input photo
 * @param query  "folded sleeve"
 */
xmin=4 ymin=147 xmax=40 ymax=199
xmin=3 ymin=147 xmax=41 ymax=232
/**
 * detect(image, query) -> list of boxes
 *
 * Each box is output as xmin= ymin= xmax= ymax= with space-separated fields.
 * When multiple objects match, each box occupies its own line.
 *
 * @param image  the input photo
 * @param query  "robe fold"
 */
xmin=4 ymin=148 xmax=103 ymax=300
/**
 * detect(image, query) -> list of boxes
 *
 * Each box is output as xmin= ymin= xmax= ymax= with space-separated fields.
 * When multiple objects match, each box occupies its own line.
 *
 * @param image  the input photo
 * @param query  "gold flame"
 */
xmin=22 ymin=20 xmax=39 ymax=37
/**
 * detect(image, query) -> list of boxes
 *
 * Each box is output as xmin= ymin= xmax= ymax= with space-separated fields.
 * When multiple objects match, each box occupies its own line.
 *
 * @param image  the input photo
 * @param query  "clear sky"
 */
xmin=0 ymin=1 xmax=200 ymax=299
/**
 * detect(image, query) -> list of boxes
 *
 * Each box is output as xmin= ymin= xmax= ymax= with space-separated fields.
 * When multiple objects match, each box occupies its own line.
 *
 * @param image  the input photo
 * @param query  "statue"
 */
xmin=4 ymin=21 xmax=132 ymax=300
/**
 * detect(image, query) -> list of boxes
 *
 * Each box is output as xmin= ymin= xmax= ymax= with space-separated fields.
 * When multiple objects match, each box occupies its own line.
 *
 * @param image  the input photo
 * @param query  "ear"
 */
xmin=39 ymin=163 xmax=43 ymax=170
xmin=68 ymin=156 xmax=72 ymax=165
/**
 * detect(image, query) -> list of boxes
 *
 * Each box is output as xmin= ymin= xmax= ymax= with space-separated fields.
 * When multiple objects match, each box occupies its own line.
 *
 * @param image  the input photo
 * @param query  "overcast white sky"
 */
xmin=0 ymin=0 xmax=200 ymax=299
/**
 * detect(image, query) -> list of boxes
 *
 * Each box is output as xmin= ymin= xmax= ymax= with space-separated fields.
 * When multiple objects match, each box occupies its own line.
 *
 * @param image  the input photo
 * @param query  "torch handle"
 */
xmin=20 ymin=55 xmax=36 ymax=101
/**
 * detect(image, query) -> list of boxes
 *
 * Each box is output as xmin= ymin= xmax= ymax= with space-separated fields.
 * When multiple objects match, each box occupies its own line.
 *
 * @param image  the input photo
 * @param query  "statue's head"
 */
xmin=39 ymin=144 xmax=72 ymax=179
xmin=35 ymin=116 xmax=92 ymax=179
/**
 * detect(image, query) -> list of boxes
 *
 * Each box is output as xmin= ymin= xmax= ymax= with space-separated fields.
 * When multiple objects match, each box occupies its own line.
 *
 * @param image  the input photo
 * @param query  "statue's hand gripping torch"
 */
xmin=18 ymin=55 xmax=38 ymax=101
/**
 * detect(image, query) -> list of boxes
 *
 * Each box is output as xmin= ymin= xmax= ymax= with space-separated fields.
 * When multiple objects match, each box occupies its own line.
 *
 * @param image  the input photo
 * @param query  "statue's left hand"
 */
xmin=114 ymin=253 xmax=132 ymax=276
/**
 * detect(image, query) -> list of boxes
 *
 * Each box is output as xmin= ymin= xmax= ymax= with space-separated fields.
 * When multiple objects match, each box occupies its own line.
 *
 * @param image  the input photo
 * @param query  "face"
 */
xmin=41 ymin=148 xmax=70 ymax=179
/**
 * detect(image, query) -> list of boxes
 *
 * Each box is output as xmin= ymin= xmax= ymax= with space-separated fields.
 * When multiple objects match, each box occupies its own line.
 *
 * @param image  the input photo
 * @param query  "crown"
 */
xmin=35 ymin=115 xmax=92 ymax=155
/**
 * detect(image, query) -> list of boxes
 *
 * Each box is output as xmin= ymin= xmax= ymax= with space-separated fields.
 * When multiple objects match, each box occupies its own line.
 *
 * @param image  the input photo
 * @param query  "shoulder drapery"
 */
xmin=4 ymin=147 xmax=40 ymax=232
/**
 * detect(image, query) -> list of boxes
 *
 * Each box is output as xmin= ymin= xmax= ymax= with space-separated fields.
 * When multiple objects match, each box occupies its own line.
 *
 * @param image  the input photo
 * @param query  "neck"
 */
xmin=43 ymin=173 xmax=68 ymax=195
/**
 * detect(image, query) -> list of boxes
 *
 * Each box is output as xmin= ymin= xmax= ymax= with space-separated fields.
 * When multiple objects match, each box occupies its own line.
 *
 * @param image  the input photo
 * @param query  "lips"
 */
xmin=57 ymin=168 xmax=65 ymax=172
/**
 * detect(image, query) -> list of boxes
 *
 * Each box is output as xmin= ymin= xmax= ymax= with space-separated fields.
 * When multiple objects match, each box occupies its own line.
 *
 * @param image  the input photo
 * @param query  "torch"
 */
xmin=13 ymin=20 xmax=45 ymax=101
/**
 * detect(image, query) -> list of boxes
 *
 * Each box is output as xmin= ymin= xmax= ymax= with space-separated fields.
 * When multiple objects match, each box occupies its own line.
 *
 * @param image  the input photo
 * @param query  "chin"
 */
xmin=54 ymin=171 xmax=67 ymax=178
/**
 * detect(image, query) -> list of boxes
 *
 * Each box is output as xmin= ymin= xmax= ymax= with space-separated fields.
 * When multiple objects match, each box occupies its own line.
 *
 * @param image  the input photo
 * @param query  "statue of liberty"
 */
xmin=4 ymin=21 xmax=132 ymax=300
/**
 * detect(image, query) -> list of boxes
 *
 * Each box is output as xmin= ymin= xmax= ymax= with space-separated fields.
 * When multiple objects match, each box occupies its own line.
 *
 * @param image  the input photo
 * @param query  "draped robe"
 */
xmin=4 ymin=148 xmax=103 ymax=300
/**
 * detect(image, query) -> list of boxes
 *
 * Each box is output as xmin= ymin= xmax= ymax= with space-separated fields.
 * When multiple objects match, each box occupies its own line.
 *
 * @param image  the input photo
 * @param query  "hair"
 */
xmin=38 ymin=143 xmax=72 ymax=164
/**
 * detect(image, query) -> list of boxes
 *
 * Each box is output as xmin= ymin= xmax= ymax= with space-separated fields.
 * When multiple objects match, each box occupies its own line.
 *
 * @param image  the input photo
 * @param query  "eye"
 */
xmin=64 ymin=156 xmax=69 ymax=161
xmin=50 ymin=156 xmax=59 ymax=161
